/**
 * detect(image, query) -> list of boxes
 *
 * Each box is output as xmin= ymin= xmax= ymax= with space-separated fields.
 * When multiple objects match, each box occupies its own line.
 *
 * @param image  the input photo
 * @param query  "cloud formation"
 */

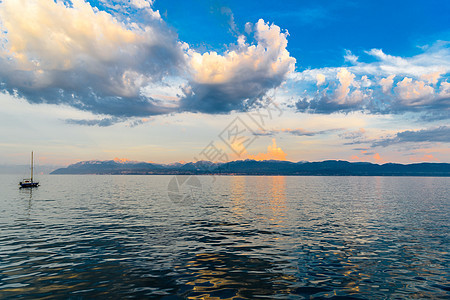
xmin=254 ymin=127 xmax=339 ymax=137
xmin=394 ymin=77 xmax=435 ymax=105
xmin=294 ymin=42 xmax=450 ymax=117
xmin=350 ymin=149 xmax=385 ymax=164
xmin=181 ymin=19 xmax=296 ymax=113
xmin=65 ymin=117 xmax=121 ymax=127
xmin=372 ymin=126 xmax=450 ymax=147
xmin=408 ymin=154 xmax=438 ymax=162
xmin=247 ymin=139 xmax=287 ymax=161
xmin=0 ymin=1 xmax=295 ymax=121
xmin=339 ymin=128 xmax=368 ymax=145
xmin=0 ymin=0 xmax=187 ymax=118
xmin=295 ymin=68 xmax=370 ymax=113
xmin=0 ymin=0 xmax=447 ymax=125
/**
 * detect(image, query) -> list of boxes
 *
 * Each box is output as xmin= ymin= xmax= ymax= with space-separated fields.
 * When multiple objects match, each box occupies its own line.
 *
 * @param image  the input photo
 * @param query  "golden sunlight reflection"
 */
xmin=229 ymin=176 xmax=247 ymax=218
xmin=229 ymin=176 xmax=288 ymax=227
xmin=267 ymin=176 xmax=288 ymax=226
xmin=182 ymin=253 xmax=296 ymax=299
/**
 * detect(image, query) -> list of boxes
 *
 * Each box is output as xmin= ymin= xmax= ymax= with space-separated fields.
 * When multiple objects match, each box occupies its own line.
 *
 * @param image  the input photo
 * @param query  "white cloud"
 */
xmin=140 ymin=76 xmax=188 ymax=105
xmin=394 ymin=77 xmax=435 ymax=105
xmin=181 ymin=19 xmax=296 ymax=113
xmin=244 ymin=22 xmax=253 ymax=34
xmin=365 ymin=48 xmax=407 ymax=66
xmin=1 ymin=0 xmax=139 ymax=71
xmin=0 ymin=0 xmax=184 ymax=117
xmin=97 ymin=0 xmax=161 ymax=19
xmin=420 ymin=70 xmax=445 ymax=84
xmin=293 ymin=42 xmax=449 ymax=115
xmin=316 ymin=73 xmax=326 ymax=86
xmin=379 ymin=75 xmax=395 ymax=94
xmin=130 ymin=0 xmax=153 ymax=9
xmin=439 ymin=81 xmax=450 ymax=98
xmin=334 ymin=68 xmax=364 ymax=104
xmin=361 ymin=45 xmax=450 ymax=78
xmin=344 ymin=49 xmax=358 ymax=64
xmin=335 ymin=68 xmax=355 ymax=102
xmin=0 ymin=0 xmax=447 ymax=121
xmin=0 ymin=1 xmax=297 ymax=118
xmin=187 ymin=19 xmax=295 ymax=84
xmin=360 ymin=75 xmax=372 ymax=87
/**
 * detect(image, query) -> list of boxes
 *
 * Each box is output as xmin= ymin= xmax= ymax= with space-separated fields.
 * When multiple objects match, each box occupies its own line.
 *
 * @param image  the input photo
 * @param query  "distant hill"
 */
xmin=50 ymin=159 xmax=450 ymax=176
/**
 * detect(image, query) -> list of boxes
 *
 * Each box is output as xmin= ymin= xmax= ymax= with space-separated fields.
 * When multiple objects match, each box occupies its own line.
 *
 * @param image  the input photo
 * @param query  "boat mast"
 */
xmin=31 ymin=151 xmax=33 ymax=183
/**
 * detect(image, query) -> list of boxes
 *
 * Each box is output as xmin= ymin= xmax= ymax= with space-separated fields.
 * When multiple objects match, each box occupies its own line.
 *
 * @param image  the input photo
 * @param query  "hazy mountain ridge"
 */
xmin=50 ymin=159 xmax=450 ymax=176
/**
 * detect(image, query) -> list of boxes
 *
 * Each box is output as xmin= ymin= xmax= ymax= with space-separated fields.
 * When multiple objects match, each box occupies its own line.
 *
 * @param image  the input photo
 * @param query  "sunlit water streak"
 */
xmin=0 ymin=175 xmax=449 ymax=299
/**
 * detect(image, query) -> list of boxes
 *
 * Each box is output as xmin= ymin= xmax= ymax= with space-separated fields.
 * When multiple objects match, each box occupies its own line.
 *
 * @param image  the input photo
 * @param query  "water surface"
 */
xmin=0 ymin=175 xmax=449 ymax=299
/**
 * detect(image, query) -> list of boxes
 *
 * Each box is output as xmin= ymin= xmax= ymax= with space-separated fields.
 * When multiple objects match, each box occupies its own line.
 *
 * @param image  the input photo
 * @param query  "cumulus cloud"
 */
xmin=439 ymin=81 xmax=450 ymax=98
xmin=0 ymin=0 xmax=185 ymax=117
xmin=420 ymin=70 xmax=445 ymax=85
xmin=247 ymin=139 xmax=287 ymax=161
xmin=0 ymin=1 xmax=295 ymax=121
xmin=316 ymin=73 xmax=326 ymax=86
xmin=295 ymin=68 xmax=369 ymax=113
xmin=379 ymin=75 xmax=395 ymax=94
xmin=294 ymin=42 xmax=450 ymax=116
xmin=334 ymin=68 xmax=365 ymax=104
xmin=1 ymin=0 xmax=447 ymax=123
xmin=360 ymin=75 xmax=371 ymax=87
xmin=394 ymin=77 xmax=435 ymax=105
xmin=181 ymin=19 xmax=296 ymax=113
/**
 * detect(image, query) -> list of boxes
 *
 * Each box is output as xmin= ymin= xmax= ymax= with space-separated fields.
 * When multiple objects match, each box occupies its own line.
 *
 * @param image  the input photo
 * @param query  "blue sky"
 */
xmin=0 ymin=0 xmax=449 ymax=166
xmin=152 ymin=0 xmax=450 ymax=68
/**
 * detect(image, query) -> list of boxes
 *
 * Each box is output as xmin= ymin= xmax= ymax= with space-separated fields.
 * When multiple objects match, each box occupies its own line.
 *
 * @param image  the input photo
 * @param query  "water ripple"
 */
xmin=0 ymin=175 xmax=449 ymax=299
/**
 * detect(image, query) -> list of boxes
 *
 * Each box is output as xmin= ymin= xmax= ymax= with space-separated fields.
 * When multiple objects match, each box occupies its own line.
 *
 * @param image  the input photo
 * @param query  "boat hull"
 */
xmin=20 ymin=182 xmax=39 ymax=188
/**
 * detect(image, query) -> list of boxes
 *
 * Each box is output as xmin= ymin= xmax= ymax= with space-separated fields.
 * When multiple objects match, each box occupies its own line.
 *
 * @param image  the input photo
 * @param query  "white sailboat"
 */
xmin=19 ymin=151 xmax=39 ymax=188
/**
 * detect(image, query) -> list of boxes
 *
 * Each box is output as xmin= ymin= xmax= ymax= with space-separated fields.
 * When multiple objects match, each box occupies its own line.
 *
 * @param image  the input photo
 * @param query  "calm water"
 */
xmin=0 ymin=175 xmax=449 ymax=299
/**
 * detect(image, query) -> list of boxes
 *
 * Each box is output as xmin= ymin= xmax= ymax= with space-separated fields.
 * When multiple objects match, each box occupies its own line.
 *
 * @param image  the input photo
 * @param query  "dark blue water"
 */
xmin=0 ymin=175 xmax=449 ymax=299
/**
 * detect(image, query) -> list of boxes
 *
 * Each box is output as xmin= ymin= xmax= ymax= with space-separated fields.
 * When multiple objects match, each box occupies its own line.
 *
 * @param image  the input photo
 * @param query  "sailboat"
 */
xmin=19 ymin=151 xmax=39 ymax=188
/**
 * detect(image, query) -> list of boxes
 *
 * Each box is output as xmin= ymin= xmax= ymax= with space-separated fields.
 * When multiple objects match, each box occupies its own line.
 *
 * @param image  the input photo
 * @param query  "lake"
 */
xmin=0 ymin=175 xmax=449 ymax=299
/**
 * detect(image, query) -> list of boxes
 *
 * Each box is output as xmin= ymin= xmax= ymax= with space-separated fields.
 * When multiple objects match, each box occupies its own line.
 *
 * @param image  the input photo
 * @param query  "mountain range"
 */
xmin=50 ymin=159 xmax=450 ymax=176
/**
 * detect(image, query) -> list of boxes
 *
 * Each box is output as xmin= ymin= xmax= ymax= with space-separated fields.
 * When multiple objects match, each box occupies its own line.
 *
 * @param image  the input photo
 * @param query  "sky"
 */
xmin=0 ymin=0 xmax=449 ymax=166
